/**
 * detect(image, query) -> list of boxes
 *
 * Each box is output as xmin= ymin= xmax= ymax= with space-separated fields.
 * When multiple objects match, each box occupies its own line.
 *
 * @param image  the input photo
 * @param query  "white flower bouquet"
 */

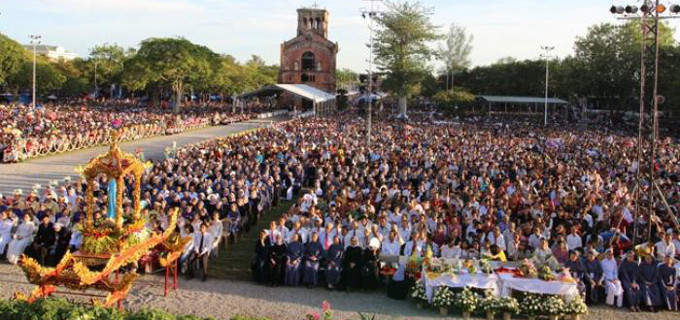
xmin=479 ymin=258 xmax=493 ymax=274
xmin=563 ymin=295 xmax=588 ymax=315
xmin=456 ymin=287 xmax=480 ymax=313
xmin=432 ymin=286 xmax=455 ymax=308
xmin=541 ymin=295 xmax=566 ymax=315
xmin=479 ymin=294 xmax=500 ymax=314
xmin=411 ymin=281 xmax=428 ymax=303
xmin=496 ymin=296 xmax=520 ymax=314
xmin=519 ymin=293 xmax=543 ymax=317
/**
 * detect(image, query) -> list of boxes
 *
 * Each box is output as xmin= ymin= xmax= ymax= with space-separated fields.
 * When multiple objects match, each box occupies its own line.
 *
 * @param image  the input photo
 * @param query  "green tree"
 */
xmin=0 ymin=33 xmax=28 ymax=88
xmin=438 ymin=23 xmax=473 ymax=93
xmin=7 ymin=58 xmax=66 ymax=95
xmin=122 ymin=37 xmax=213 ymax=112
xmin=88 ymin=43 xmax=130 ymax=96
xmin=336 ymin=68 xmax=359 ymax=91
xmin=373 ymin=1 xmax=440 ymax=116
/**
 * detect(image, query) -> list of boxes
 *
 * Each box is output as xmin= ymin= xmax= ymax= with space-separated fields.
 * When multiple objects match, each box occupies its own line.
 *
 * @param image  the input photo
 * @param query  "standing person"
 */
xmin=302 ymin=232 xmax=323 ymax=288
xmin=254 ymin=230 xmax=269 ymax=283
xmin=284 ymin=233 xmax=303 ymax=286
xmin=637 ymin=254 xmax=661 ymax=312
xmin=267 ymin=235 xmax=287 ymax=287
xmin=343 ymin=236 xmax=363 ymax=291
xmin=6 ymin=213 xmax=36 ymax=264
xmin=0 ymin=210 xmax=13 ymax=259
xmin=600 ymin=249 xmax=623 ymax=308
xmin=325 ymin=235 xmax=344 ymax=289
xmin=583 ymin=249 xmax=604 ymax=304
xmin=189 ymin=223 xmax=213 ymax=281
xmin=659 ymin=255 xmax=678 ymax=311
xmin=619 ymin=250 xmax=642 ymax=311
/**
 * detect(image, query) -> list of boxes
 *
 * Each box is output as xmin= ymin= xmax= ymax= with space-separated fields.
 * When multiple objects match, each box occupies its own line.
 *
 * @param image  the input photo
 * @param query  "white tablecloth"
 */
xmin=497 ymin=273 xmax=579 ymax=300
xmin=424 ymin=273 xmax=499 ymax=302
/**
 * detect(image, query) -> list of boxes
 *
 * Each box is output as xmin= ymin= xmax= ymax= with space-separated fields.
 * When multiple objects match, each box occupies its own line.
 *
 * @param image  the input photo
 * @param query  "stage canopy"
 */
xmin=477 ymin=95 xmax=568 ymax=105
xmin=238 ymin=84 xmax=336 ymax=103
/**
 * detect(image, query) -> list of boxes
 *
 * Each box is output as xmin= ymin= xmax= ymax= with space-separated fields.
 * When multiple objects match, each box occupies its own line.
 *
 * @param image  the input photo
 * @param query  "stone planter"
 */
xmin=527 ymin=316 xmax=536 ymax=320
xmin=439 ymin=307 xmax=448 ymax=316
xmin=486 ymin=312 xmax=495 ymax=320
xmin=462 ymin=311 xmax=471 ymax=320
xmin=502 ymin=312 xmax=512 ymax=320
xmin=570 ymin=315 xmax=582 ymax=320
xmin=548 ymin=315 xmax=560 ymax=320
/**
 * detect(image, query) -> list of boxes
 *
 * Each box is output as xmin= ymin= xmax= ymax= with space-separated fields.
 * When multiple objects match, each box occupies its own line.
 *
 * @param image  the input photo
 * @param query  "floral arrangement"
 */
xmin=557 ymin=268 xmax=576 ymax=283
xmin=541 ymin=295 xmax=566 ymax=315
xmin=427 ymin=257 xmax=444 ymax=273
xmin=519 ymin=293 xmax=543 ymax=316
xmin=456 ymin=287 xmax=480 ymax=313
xmin=538 ymin=265 xmax=556 ymax=281
xmin=479 ymin=258 xmax=493 ymax=274
xmin=518 ymin=259 xmax=538 ymax=278
xmin=305 ymin=301 xmax=333 ymax=320
xmin=479 ymin=293 xmax=500 ymax=314
xmin=496 ymin=296 xmax=520 ymax=314
xmin=563 ymin=295 xmax=588 ymax=315
xmin=411 ymin=281 xmax=428 ymax=303
xmin=432 ymin=286 xmax=455 ymax=308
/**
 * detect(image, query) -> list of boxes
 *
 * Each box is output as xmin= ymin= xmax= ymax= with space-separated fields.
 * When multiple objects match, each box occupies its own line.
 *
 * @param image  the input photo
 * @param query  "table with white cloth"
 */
xmin=497 ymin=273 xmax=579 ymax=300
xmin=423 ymin=272 xmax=499 ymax=302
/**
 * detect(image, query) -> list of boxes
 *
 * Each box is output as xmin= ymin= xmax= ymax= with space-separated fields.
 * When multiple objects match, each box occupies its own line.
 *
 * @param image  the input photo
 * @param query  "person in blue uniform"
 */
xmin=638 ymin=254 xmax=661 ymax=312
xmin=659 ymin=255 xmax=678 ymax=311
xmin=325 ymin=235 xmax=344 ymax=289
xmin=285 ymin=233 xmax=303 ymax=286
xmin=302 ymin=232 xmax=323 ymax=287
xmin=583 ymin=249 xmax=604 ymax=304
xmin=564 ymin=250 xmax=586 ymax=295
xmin=619 ymin=250 xmax=642 ymax=311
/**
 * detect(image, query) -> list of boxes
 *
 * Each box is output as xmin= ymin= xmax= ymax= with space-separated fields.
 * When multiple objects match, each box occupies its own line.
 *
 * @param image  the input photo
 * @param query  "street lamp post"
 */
xmin=540 ymin=46 xmax=554 ymax=127
xmin=29 ymin=35 xmax=42 ymax=108
xmin=361 ymin=0 xmax=382 ymax=146
xmin=94 ymin=61 xmax=98 ymax=98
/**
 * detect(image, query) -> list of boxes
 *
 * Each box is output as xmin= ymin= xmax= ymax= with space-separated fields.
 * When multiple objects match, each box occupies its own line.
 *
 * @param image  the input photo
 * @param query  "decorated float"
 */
xmin=15 ymin=130 xmax=189 ymax=308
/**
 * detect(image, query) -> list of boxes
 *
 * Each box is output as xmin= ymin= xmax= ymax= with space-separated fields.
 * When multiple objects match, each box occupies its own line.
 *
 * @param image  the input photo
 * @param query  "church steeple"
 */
xmin=297 ymin=7 xmax=329 ymax=39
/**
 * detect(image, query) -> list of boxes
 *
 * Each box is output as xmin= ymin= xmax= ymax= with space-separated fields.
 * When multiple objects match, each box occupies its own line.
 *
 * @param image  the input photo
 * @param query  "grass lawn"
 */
xmin=207 ymin=200 xmax=293 ymax=280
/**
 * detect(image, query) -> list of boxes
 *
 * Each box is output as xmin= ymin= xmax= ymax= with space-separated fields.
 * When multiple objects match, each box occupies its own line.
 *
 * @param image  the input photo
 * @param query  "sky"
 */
xmin=1 ymin=0 xmax=679 ymax=73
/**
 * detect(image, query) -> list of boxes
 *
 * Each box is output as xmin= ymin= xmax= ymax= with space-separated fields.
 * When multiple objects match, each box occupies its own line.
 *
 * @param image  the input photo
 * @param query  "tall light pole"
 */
xmin=94 ymin=61 xmax=99 ymax=98
xmin=29 ymin=35 xmax=41 ymax=108
xmin=540 ymin=46 xmax=554 ymax=127
xmin=610 ymin=1 xmax=680 ymax=244
xmin=361 ymin=0 xmax=382 ymax=146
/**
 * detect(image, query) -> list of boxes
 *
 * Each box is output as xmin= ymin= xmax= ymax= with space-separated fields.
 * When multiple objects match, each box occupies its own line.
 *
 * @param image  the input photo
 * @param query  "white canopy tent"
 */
xmin=237 ymin=84 xmax=336 ymax=116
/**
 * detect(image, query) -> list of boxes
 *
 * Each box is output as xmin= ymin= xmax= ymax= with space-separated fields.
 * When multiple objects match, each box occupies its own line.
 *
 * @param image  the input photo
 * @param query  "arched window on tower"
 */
xmin=301 ymin=52 xmax=316 ymax=71
xmin=316 ymin=18 xmax=322 ymax=31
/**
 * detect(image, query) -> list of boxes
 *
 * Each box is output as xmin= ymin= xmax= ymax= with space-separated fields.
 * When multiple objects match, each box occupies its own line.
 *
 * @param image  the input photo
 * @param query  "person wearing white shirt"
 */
xmin=600 ymin=249 xmax=623 ymax=307
xmin=655 ymin=233 xmax=676 ymax=261
xmin=381 ymin=231 xmax=401 ymax=256
xmin=403 ymin=232 xmax=423 ymax=257
xmin=209 ymin=213 xmax=223 ymax=257
xmin=440 ymin=239 xmax=462 ymax=259
xmin=189 ymin=223 xmax=213 ymax=281
xmin=0 ymin=211 xmax=13 ymax=256
xmin=487 ymin=227 xmax=506 ymax=252
xmin=6 ymin=213 xmax=36 ymax=265
xmin=566 ymin=226 xmax=583 ymax=251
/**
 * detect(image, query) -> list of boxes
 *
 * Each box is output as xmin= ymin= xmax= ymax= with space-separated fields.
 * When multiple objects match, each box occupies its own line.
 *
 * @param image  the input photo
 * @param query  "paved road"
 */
xmin=0 ymin=118 xmax=284 ymax=195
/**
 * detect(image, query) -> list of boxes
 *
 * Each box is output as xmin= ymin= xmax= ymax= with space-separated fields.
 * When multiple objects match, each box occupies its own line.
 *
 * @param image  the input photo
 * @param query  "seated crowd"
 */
xmin=0 ymin=114 xmax=678 ymax=312
xmin=248 ymin=116 xmax=680 ymax=313
xmin=0 ymin=100 xmax=255 ymax=163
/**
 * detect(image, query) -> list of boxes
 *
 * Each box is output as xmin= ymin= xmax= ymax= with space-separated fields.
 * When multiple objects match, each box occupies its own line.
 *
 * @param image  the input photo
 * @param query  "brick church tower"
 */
xmin=279 ymin=7 xmax=338 ymax=93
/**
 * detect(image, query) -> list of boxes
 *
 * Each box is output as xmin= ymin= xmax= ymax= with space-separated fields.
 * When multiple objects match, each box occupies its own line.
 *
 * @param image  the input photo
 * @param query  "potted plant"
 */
xmin=541 ymin=295 xmax=566 ymax=320
xmin=496 ymin=296 xmax=519 ymax=320
xmin=519 ymin=293 xmax=542 ymax=320
xmin=479 ymin=294 xmax=499 ymax=320
xmin=432 ymin=287 xmax=454 ymax=316
xmin=563 ymin=295 xmax=588 ymax=320
xmin=456 ymin=287 xmax=480 ymax=320
xmin=411 ymin=281 xmax=428 ymax=309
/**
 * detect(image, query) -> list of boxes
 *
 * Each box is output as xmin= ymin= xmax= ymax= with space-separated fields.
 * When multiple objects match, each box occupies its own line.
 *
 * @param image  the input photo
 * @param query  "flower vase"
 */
xmin=486 ymin=312 xmax=495 ymax=320
xmin=439 ymin=307 xmax=448 ymax=316
xmin=462 ymin=311 xmax=471 ymax=320
xmin=570 ymin=315 xmax=581 ymax=320
xmin=502 ymin=312 xmax=512 ymax=320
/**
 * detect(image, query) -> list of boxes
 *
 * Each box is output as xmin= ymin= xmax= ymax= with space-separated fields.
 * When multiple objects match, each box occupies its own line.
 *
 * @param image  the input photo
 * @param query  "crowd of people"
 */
xmin=0 ymin=100 xmax=255 ymax=163
xmin=0 ymin=111 xmax=679 ymax=312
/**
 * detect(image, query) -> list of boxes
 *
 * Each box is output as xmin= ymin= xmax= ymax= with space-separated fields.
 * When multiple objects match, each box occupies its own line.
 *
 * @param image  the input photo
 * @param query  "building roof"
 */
xmin=238 ymin=84 xmax=336 ymax=103
xmin=477 ymin=95 xmax=569 ymax=104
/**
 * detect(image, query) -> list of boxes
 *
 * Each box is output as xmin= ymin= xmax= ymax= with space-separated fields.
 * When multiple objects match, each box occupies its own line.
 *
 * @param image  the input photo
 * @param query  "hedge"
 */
xmin=0 ymin=298 xmax=271 ymax=320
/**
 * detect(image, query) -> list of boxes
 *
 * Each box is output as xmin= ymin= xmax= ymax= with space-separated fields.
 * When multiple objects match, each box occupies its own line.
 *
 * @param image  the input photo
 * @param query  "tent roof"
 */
xmin=477 ymin=95 xmax=568 ymax=104
xmin=238 ymin=84 xmax=335 ymax=103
